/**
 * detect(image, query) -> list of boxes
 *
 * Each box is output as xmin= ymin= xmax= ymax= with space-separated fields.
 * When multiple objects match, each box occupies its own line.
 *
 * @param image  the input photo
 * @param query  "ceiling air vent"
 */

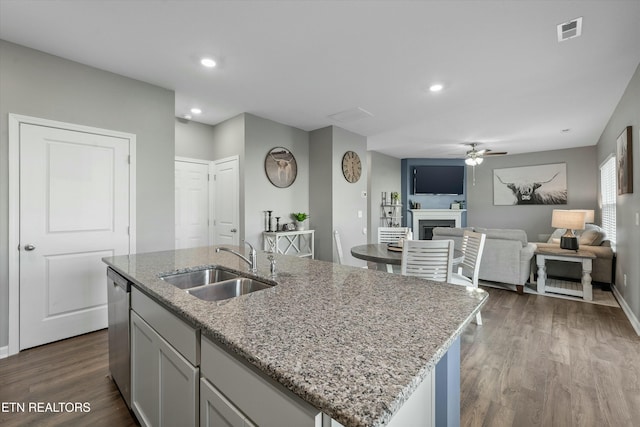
xmin=328 ymin=107 xmax=373 ymax=123
xmin=557 ymin=17 xmax=582 ymax=42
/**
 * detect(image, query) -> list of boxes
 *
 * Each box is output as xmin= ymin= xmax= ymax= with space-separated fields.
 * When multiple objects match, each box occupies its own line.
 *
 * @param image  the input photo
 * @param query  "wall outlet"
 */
xmin=362 ymin=227 xmax=367 ymax=235
xmin=636 ymin=212 xmax=639 ymax=226
xmin=624 ymin=274 xmax=627 ymax=287
xmin=357 ymin=210 xmax=362 ymax=218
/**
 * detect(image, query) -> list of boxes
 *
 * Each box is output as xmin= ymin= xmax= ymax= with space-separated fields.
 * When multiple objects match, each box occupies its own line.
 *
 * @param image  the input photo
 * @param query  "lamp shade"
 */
xmin=552 ymin=209 xmax=586 ymax=230
xmin=571 ymin=209 xmax=594 ymax=224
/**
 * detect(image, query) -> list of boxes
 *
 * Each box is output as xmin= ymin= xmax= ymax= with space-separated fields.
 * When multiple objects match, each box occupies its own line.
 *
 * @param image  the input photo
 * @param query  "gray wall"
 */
xmin=331 ymin=127 xmax=368 ymax=266
xmin=175 ymin=117 xmax=219 ymax=160
xmin=368 ymin=151 xmax=402 ymax=243
xmin=596 ymin=62 xmax=640 ymax=321
xmin=0 ymin=40 xmax=175 ymax=348
xmin=244 ymin=114 xmax=309 ymax=247
xmin=309 ymin=127 xmax=335 ymax=261
xmin=309 ymin=126 xmax=368 ymax=265
xmin=466 ymin=146 xmax=598 ymax=242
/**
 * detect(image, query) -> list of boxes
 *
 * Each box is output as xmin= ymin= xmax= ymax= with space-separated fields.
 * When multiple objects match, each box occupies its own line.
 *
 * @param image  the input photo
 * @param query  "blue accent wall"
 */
xmin=401 ymin=158 xmax=467 ymax=228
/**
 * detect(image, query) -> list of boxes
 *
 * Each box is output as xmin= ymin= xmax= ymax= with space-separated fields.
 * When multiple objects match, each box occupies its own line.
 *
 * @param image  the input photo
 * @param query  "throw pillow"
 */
xmin=578 ymin=226 xmax=606 ymax=246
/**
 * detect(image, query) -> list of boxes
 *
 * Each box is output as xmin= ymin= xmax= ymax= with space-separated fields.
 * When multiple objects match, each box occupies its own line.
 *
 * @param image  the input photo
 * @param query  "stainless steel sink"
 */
xmin=160 ymin=268 xmax=239 ymax=289
xmin=186 ymin=278 xmax=274 ymax=301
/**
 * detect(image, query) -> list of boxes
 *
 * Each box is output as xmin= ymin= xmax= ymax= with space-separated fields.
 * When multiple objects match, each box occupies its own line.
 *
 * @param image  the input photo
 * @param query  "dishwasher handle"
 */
xmin=107 ymin=268 xmax=130 ymax=292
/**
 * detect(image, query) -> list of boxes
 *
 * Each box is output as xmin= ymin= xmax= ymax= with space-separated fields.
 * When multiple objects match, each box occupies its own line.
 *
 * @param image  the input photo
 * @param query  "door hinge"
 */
xmin=127 ymin=226 xmax=130 ymax=235
xmin=128 ymin=155 xmax=131 ymax=164
xmin=207 ymin=174 xmax=210 ymax=181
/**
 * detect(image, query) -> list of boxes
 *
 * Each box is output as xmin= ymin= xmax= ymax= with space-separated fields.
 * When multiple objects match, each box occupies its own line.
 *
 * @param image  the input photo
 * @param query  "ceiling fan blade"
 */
xmin=483 ymin=151 xmax=508 ymax=156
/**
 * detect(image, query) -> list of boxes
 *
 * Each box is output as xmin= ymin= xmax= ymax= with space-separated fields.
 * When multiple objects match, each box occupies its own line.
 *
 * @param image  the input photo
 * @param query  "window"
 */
xmin=600 ymin=156 xmax=616 ymax=244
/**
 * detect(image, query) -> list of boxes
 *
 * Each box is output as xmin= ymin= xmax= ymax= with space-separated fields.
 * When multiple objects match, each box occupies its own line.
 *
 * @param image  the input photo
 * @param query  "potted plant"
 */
xmin=291 ymin=212 xmax=309 ymax=230
xmin=391 ymin=192 xmax=400 ymax=205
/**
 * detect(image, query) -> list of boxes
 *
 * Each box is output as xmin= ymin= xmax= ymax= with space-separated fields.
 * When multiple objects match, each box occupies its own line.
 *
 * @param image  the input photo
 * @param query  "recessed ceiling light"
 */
xmin=429 ymin=84 xmax=444 ymax=92
xmin=190 ymin=108 xmax=202 ymax=115
xmin=200 ymin=57 xmax=217 ymax=68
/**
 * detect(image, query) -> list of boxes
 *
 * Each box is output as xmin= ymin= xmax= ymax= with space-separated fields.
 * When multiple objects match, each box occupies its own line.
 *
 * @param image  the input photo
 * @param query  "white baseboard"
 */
xmin=612 ymin=284 xmax=640 ymax=336
xmin=0 ymin=345 xmax=8 ymax=359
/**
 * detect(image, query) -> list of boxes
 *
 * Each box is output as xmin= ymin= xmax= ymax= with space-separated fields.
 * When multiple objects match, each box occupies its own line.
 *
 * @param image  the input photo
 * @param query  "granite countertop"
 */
xmin=103 ymin=246 xmax=487 ymax=427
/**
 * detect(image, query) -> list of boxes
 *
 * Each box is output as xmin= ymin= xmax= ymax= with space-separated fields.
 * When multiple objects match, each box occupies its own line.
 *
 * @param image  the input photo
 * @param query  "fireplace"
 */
xmin=410 ymin=209 xmax=464 ymax=240
xmin=419 ymin=219 xmax=456 ymax=240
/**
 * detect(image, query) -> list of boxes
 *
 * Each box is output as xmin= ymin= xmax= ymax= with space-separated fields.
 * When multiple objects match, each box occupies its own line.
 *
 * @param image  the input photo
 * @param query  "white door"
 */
xmin=214 ymin=157 xmax=240 ymax=246
xmin=175 ymin=159 xmax=210 ymax=249
xmin=19 ymin=123 xmax=131 ymax=350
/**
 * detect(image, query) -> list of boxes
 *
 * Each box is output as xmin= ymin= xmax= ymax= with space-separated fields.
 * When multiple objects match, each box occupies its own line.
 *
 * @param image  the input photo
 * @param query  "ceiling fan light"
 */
xmin=465 ymin=157 xmax=475 ymax=166
xmin=476 ymin=157 xmax=483 ymax=165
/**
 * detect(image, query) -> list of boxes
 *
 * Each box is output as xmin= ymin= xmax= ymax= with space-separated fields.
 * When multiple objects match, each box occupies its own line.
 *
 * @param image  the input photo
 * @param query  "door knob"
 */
xmin=230 ymin=228 xmax=237 ymax=233
xmin=24 ymin=244 xmax=36 ymax=251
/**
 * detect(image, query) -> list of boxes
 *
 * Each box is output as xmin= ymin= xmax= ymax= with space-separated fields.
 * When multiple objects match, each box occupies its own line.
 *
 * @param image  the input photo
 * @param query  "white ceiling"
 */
xmin=1 ymin=0 xmax=639 ymax=159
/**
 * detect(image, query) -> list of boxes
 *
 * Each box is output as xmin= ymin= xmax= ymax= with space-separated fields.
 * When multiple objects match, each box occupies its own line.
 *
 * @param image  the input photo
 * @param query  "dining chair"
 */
xmin=377 ymin=227 xmax=410 ymax=244
xmin=334 ymin=230 xmax=344 ymax=264
xmin=401 ymin=239 xmax=454 ymax=282
xmin=449 ymin=230 xmax=486 ymax=325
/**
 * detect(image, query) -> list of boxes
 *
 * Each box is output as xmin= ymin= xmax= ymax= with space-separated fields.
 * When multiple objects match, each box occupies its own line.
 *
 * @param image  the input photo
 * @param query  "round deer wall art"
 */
xmin=264 ymin=147 xmax=297 ymax=188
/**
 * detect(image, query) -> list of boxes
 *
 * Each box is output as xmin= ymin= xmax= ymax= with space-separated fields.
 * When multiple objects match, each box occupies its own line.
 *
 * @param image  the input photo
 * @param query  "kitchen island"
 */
xmin=103 ymin=246 xmax=487 ymax=427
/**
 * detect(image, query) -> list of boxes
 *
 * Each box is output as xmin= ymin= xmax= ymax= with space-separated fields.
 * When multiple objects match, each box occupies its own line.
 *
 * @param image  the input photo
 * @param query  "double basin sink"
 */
xmin=160 ymin=267 xmax=274 ymax=302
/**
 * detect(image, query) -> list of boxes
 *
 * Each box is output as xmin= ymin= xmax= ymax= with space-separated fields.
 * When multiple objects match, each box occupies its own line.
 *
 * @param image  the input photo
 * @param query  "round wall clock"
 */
xmin=265 ymin=147 xmax=297 ymax=188
xmin=342 ymin=151 xmax=362 ymax=183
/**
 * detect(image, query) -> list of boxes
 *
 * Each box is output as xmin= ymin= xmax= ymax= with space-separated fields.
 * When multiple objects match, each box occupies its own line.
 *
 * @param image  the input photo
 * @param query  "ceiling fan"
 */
xmin=463 ymin=143 xmax=508 ymax=186
xmin=464 ymin=143 xmax=508 ymax=166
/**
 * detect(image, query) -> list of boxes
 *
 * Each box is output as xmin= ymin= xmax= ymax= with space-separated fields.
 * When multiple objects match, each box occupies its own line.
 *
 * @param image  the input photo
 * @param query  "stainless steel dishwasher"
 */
xmin=107 ymin=267 xmax=131 ymax=408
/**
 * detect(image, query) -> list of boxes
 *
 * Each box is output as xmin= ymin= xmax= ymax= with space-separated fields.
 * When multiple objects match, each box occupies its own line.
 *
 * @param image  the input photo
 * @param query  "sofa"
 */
xmin=533 ymin=224 xmax=614 ymax=284
xmin=432 ymin=227 xmax=536 ymax=294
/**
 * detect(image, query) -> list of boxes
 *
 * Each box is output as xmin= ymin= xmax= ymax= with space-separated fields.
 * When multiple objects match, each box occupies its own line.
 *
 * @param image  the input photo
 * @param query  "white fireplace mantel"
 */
xmin=410 ymin=209 xmax=465 ymax=234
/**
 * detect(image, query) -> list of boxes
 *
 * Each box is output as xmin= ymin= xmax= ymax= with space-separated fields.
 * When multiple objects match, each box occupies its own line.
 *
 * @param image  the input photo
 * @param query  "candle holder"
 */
xmin=267 ymin=210 xmax=273 ymax=232
xmin=275 ymin=217 xmax=281 ymax=232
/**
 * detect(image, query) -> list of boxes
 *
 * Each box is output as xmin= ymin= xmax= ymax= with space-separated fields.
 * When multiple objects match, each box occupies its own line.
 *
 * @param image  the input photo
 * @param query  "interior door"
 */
xmin=175 ymin=159 xmax=210 ymax=249
xmin=214 ymin=157 xmax=239 ymax=246
xmin=19 ymin=123 xmax=131 ymax=350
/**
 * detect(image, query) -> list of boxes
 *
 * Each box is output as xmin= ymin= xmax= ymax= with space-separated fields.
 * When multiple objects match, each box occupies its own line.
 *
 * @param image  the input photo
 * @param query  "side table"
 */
xmin=263 ymin=230 xmax=315 ymax=259
xmin=535 ymin=247 xmax=596 ymax=301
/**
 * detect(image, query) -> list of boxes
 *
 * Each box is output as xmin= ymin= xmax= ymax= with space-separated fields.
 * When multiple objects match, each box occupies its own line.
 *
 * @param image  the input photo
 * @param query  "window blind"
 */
xmin=600 ymin=156 xmax=616 ymax=244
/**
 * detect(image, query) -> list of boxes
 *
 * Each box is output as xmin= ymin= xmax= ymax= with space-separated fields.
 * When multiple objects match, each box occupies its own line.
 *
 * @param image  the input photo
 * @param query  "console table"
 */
xmin=535 ymin=247 xmax=596 ymax=301
xmin=263 ymin=230 xmax=315 ymax=258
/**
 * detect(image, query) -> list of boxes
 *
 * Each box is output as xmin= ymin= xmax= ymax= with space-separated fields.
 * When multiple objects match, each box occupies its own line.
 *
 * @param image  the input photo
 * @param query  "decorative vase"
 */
xmin=295 ymin=220 xmax=305 ymax=231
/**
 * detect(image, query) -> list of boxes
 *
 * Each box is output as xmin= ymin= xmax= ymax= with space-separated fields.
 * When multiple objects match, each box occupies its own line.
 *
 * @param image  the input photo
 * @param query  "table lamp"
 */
xmin=571 ymin=209 xmax=594 ymax=224
xmin=552 ymin=209 xmax=586 ymax=250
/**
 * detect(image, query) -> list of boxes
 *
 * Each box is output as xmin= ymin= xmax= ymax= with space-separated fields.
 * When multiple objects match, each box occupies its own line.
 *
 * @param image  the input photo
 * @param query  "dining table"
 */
xmin=351 ymin=243 xmax=464 ymax=273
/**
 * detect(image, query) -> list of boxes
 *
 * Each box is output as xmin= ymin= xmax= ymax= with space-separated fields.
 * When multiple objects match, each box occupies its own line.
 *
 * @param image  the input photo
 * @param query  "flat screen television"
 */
xmin=413 ymin=165 xmax=464 ymax=195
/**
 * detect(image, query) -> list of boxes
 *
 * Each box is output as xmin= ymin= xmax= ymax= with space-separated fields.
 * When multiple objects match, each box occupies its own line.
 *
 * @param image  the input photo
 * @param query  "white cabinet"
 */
xmin=262 ymin=230 xmax=315 ymax=258
xmin=131 ymin=288 xmax=199 ymax=427
xmin=200 ymin=336 xmax=323 ymax=427
xmin=200 ymin=377 xmax=255 ymax=427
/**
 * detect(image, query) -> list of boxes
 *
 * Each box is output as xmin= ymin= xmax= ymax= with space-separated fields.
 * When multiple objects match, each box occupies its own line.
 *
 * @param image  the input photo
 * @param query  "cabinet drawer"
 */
xmin=131 ymin=286 xmax=199 ymax=365
xmin=201 ymin=336 xmax=321 ymax=427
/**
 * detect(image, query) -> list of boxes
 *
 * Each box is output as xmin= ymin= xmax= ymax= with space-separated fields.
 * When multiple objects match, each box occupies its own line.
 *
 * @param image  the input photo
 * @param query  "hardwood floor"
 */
xmin=1 ymin=286 xmax=638 ymax=426
xmin=0 ymin=329 xmax=137 ymax=427
xmin=461 ymin=286 xmax=640 ymax=427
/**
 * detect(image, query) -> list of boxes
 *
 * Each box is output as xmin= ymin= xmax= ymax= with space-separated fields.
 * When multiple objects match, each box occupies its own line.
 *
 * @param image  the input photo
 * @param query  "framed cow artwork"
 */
xmin=493 ymin=163 xmax=567 ymax=206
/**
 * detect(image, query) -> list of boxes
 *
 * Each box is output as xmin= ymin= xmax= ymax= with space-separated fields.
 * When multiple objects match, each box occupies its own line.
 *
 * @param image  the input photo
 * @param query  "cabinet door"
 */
xmin=131 ymin=311 xmax=160 ymax=427
xmin=131 ymin=310 xmax=198 ymax=427
xmin=159 ymin=339 xmax=199 ymax=426
xmin=200 ymin=378 xmax=255 ymax=427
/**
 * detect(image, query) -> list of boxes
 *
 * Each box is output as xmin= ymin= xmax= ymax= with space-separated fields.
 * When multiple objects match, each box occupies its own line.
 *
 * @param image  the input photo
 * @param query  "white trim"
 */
xmin=611 ymin=284 xmax=640 ymax=336
xmin=0 ymin=346 xmax=7 ymax=359
xmin=8 ymin=114 xmax=137 ymax=356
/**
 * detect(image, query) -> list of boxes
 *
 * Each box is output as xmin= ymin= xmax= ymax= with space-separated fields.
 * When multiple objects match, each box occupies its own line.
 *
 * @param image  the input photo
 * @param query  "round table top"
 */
xmin=351 ymin=243 xmax=463 ymax=266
